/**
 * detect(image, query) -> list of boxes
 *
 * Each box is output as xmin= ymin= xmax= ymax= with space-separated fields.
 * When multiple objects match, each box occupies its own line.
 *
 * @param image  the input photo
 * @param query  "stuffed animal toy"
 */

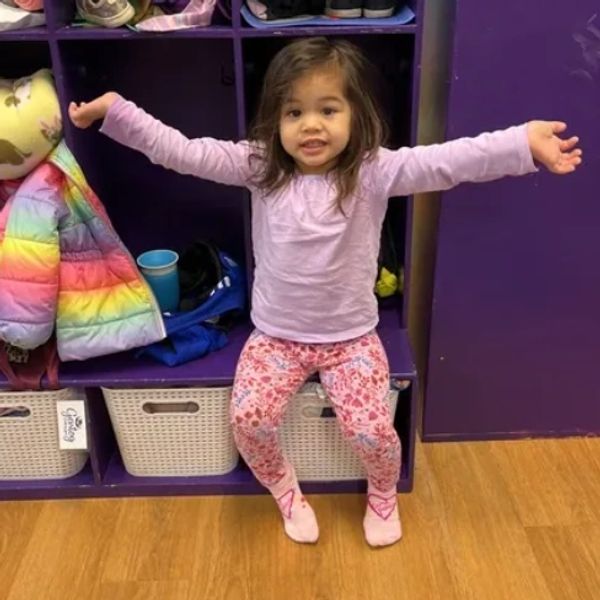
xmin=0 ymin=68 xmax=62 ymax=180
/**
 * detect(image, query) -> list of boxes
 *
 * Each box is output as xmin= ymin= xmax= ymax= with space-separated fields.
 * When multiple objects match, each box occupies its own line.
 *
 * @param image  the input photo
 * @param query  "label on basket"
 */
xmin=56 ymin=399 xmax=88 ymax=450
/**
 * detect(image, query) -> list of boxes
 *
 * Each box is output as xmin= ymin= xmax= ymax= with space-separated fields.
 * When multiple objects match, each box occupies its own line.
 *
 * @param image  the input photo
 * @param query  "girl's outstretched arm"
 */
xmin=374 ymin=121 xmax=581 ymax=198
xmin=69 ymin=93 xmax=252 ymax=188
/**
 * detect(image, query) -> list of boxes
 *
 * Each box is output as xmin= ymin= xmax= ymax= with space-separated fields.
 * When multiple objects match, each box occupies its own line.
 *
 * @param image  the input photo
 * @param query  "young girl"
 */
xmin=69 ymin=37 xmax=581 ymax=548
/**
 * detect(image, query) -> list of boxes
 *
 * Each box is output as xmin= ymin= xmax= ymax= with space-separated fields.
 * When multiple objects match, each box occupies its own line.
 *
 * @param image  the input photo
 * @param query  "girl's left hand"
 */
xmin=527 ymin=121 xmax=582 ymax=174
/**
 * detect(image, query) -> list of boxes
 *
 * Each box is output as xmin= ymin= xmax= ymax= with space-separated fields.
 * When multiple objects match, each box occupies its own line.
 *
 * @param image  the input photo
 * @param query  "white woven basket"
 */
xmin=280 ymin=383 xmax=399 ymax=481
xmin=102 ymin=386 xmax=239 ymax=477
xmin=0 ymin=388 xmax=88 ymax=480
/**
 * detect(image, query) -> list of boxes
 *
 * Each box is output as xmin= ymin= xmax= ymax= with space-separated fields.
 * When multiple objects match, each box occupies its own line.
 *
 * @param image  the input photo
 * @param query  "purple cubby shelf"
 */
xmin=0 ymin=0 xmax=425 ymax=500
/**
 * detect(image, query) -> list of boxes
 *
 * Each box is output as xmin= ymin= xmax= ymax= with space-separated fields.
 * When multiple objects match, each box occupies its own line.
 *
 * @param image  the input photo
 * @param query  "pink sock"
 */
xmin=267 ymin=467 xmax=319 ymax=544
xmin=363 ymin=482 xmax=402 ymax=547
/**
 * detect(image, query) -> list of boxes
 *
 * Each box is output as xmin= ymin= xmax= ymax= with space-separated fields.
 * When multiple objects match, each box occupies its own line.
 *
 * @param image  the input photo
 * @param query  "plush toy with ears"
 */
xmin=0 ymin=68 xmax=62 ymax=180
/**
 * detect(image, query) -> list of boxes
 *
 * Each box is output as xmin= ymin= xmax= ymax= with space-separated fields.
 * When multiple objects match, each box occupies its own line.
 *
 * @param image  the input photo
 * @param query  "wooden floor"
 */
xmin=1 ymin=436 xmax=599 ymax=600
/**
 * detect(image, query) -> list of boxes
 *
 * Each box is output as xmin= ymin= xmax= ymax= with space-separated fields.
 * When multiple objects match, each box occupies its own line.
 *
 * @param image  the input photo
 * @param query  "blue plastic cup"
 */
xmin=136 ymin=249 xmax=180 ymax=313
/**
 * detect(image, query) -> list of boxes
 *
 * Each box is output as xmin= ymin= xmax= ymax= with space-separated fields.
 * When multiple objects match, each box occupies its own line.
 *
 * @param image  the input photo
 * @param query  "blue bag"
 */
xmin=138 ymin=246 xmax=246 ymax=366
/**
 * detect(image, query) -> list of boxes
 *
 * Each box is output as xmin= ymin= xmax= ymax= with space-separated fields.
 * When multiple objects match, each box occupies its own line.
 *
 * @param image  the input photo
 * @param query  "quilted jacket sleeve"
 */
xmin=0 ymin=163 xmax=64 ymax=350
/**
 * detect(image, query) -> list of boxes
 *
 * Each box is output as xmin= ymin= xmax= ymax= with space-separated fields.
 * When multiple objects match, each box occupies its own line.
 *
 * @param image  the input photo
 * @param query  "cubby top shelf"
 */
xmin=0 ymin=27 xmax=48 ymax=41
xmin=0 ymin=24 xmax=418 ymax=43
xmin=54 ymin=25 xmax=236 ymax=40
xmin=239 ymin=24 xmax=417 ymax=37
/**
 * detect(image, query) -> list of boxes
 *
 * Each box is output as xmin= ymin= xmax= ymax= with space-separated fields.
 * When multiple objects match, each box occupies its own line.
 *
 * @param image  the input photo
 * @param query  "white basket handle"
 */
xmin=301 ymin=404 xmax=337 ymax=419
xmin=0 ymin=406 xmax=31 ymax=418
xmin=142 ymin=402 xmax=200 ymax=415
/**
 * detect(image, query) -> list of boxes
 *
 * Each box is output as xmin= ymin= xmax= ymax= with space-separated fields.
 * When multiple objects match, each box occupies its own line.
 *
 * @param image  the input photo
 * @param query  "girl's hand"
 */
xmin=68 ymin=92 xmax=120 ymax=129
xmin=527 ymin=121 xmax=582 ymax=174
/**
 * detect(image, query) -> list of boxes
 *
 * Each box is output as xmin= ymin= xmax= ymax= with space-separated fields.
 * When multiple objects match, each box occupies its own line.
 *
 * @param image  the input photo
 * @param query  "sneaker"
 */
xmin=76 ymin=0 xmax=135 ymax=28
xmin=325 ymin=0 xmax=361 ymax=18
xmin=246 ymin=0 xmax=324 ymax=20
xmin=363 ymin=0 xmax=395 ymax=18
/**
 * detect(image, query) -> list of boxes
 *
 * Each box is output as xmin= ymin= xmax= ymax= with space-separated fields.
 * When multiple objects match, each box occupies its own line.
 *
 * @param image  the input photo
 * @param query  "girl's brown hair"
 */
xmin=248 ymin=37 xmax=387 ymax=209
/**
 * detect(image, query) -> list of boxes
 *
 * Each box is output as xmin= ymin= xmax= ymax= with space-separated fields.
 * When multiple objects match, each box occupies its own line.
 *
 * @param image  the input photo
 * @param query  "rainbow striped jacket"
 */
xmin=0 ymin=141 xmax=166 ymax=361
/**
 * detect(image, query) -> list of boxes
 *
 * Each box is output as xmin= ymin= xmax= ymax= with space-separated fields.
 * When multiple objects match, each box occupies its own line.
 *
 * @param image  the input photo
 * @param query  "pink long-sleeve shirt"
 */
xmin=101 ymin=98 xmax=537 ymax=343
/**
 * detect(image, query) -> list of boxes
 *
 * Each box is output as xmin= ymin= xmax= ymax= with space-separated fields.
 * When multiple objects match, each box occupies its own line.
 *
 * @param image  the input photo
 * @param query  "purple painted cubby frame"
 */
xmin=0 ymin=0 xmax=423 ymax=500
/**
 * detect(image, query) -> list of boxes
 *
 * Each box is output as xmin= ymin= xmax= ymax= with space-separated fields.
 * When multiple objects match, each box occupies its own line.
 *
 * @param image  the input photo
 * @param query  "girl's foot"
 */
xmin=363 ymin=483 xmax=402 ymax=547
xmin=268 ymin=467 xmax=319 ymax=544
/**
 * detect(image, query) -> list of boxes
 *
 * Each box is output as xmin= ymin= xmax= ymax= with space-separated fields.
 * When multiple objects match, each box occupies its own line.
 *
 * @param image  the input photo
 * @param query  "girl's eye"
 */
xmin=287 ymin=109 xmax=301 ymax=118
xmin=323 ymin=107 xmax=337 ymax=116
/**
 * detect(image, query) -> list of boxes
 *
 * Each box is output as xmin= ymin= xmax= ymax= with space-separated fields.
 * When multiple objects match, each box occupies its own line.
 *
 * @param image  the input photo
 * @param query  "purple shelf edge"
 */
xmin=0 ymin=27 xmax=48 ymax=41
xmin=54 ymin=25 xmax=235 ymax=40
xmin=0 ymin=462 xmax=411 ymax=501
xmin=0 ymin=28 xmax=417 ymax=43
xmin=100 ymin=460 xmax=412 ymax=496
xmin=239 ymin=25 xmax=417 ymax=37
xmin=3 ymin=24 xmax=418 ymax=43
xmin=0 ymin=461 xmax=95 ymax=494
xmin=57 ymin=322 xmax=253 ymax=388
xmin=0 ymin=305 xmax=414 ymax=390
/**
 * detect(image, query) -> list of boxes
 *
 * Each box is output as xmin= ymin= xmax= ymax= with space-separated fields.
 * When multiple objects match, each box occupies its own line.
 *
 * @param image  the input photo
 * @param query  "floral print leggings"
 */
xmin=230 ymin=329 xmax=401 ymax=491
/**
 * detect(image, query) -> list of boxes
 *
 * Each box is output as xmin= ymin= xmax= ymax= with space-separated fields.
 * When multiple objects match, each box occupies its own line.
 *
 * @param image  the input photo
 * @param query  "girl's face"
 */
xmin=279 ymin=66 xmax=352 ymax=175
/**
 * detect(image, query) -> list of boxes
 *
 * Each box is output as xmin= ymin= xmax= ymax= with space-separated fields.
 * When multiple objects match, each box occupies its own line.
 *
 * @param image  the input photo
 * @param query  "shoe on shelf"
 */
xmin=76 ymin=0 xmax=135 ymax=28
xmin=325 ymin=0 xmax=361 ymax=18
xmin=363 ymin=0 xmax=395 ymax=18
xmin=246 ymin=0 xmax=324 ymax=20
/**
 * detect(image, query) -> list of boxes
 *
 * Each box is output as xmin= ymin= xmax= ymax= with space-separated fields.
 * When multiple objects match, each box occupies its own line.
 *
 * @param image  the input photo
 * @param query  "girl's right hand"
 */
xmin=68 ymin=92 xmax=120 ymax=129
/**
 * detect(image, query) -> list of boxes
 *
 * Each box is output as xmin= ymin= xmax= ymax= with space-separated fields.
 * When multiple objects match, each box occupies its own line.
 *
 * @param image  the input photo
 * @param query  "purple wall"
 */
xmin=423 ymin=0 xmax=600 ymax=439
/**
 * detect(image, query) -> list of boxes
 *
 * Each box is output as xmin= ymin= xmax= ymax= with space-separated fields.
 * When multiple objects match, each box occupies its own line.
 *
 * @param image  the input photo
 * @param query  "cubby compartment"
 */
xmin=82 ymin=378 xmax=414 ymax=495
xmin=102 ymin=385 xmax=239 ymax=477
xmin=242 ymin=34 xmax=414 ymax=330
xmin=242 ymin=34 xmax=414 ymax=148
xmin=39 ymin=37 xmax=255 ymax=392
xmin=0 ymin=388 xmax=96 ymax=498
xmin=57 ymin=38 xmax=247 ymax=263
xmin=0 ymin=40 xmax=51 ymax=76
xmin=239 ymin=0 xmax=419 ymax=35
xmin=279 ymin=384 xmax=400 ymax=481
xmin=51 ymin=0 xmax=233 ymax=35
xmin=0 ymin=388 xmax=88 ymax=480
